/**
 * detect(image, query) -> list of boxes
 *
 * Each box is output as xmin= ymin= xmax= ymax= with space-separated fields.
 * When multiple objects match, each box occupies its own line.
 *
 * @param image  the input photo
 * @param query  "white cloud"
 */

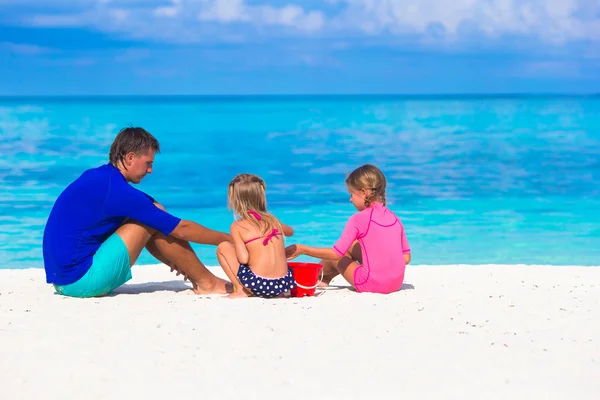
xmin=0 ymin=42 xmax=54 ymax=55
xmin=24 ymin=0 xmax=325 ymax=42
xmin=29 ymin=14 xmax=84 ymax=28
xmin=198 ymin=0 xmax=248 ymax=23
xmin=154 ymin=0 xmax=182 ymax=18
xmin=199 ymin=0 xmax=324 ymax=31
xmin=10 ymin=0 xmax=600 ymax=43
xmin=334 ymin=0 xmax=600 ymax=43
xmin=257 ymin=5 xmax=325 ymax=31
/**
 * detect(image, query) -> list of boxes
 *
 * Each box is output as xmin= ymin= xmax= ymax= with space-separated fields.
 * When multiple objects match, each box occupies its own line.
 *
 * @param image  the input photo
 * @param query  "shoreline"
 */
xmin=2 ymin=93 xmax=598 ymax=101
xmin=1 ymin=264 xmax=599 ymax=399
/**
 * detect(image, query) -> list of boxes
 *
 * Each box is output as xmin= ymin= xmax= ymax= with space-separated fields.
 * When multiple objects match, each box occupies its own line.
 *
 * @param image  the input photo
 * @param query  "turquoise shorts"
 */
xmin=54 ymin=233 xmax=132 ymax=298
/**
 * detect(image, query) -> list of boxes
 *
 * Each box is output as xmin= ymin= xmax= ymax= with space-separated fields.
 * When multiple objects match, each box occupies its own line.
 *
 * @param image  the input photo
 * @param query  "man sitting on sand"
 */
xmin=43 ymin=127 xmax=232 ymax=297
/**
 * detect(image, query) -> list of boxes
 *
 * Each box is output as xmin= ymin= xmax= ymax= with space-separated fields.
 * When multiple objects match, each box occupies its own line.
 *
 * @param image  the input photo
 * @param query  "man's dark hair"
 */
xmin=109 ymin=127 xmax=160 ymax=168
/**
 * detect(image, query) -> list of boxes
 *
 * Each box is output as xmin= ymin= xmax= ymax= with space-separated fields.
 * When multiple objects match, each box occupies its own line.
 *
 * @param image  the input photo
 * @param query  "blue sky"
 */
xmin=0 ymin=0 xmax=599 ymax=95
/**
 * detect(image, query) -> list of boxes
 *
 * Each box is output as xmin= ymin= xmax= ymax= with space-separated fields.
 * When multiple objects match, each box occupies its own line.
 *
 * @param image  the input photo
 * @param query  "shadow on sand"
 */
xmin=317 ymin=282 xmax=415 ymax=293
xmin=110 ymin=280 xmax=192 ymax=295
xmin=58 ymin=281 xmax=415 ymax=298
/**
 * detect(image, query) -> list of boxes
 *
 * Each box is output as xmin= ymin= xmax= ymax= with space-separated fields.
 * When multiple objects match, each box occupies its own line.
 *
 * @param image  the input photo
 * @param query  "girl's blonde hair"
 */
xmin=228 ymin=173 xmax=282 ymax=235
xmin=345 ymin=164 xmax=387 ymax=207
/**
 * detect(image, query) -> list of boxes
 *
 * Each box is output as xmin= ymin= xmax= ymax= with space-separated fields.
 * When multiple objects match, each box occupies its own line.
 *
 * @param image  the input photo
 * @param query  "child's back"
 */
xmin=337 ymin=202 xmax=409 ymax=293
xmin=233 ymin=214 xmax=289 ymax=279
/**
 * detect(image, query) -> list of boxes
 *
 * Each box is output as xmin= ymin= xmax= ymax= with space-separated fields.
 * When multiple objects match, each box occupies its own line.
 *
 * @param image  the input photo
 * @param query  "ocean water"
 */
xmin=1 ymin=95 xmax=599 ymax=269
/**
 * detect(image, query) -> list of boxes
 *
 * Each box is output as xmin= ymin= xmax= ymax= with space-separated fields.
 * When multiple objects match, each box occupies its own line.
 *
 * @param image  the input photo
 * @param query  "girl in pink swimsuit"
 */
xmin=216 ymin=173 xmax=296 ymax=298
xmin=286 ymin=164 xmax=411 ymax=294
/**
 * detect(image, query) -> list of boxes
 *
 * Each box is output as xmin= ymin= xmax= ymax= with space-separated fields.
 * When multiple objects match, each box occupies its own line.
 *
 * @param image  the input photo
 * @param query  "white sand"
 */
xmin=1 ymin=264 xmax=599 ymax=400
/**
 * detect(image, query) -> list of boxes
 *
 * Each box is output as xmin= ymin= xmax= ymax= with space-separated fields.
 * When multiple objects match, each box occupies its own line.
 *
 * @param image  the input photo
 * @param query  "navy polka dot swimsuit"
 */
xmin=237 ymin=264 xmax=296 ymax=298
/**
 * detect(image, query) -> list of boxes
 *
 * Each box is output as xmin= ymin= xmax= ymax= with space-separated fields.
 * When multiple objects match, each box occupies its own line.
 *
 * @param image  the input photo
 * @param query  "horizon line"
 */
xmin=1 ymin=92 xmax=598 ymax=100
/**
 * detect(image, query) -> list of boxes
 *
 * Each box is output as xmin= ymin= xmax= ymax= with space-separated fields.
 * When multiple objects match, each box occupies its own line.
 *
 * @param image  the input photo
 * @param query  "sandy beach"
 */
xmin=1 ymin=264 xmax=599 ymax=399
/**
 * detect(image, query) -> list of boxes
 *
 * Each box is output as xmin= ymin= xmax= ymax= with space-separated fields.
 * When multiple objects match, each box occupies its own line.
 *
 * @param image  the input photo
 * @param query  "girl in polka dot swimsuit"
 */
xmin=216 ymin=173 xmax=296 ymax=298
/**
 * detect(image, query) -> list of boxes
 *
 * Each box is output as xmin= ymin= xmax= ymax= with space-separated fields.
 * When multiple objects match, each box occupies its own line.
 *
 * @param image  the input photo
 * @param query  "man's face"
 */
xmin=125 ymin=149 xmax=155 ymax=184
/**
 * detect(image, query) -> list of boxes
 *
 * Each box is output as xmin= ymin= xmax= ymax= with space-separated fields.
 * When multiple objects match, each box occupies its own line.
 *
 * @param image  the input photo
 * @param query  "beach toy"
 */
xmin=288 ymin=262 xmax=323 ymax=297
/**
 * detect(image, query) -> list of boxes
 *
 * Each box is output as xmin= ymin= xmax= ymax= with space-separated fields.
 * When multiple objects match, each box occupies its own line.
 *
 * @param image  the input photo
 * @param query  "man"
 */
xmin=43 ymin=127 xmax=232 ymax=297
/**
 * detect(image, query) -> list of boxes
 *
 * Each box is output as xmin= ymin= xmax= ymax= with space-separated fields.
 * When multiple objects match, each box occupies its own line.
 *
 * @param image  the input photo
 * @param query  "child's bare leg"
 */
xmin=336 ymin=257 xmax=360 ymax=287
xmin=318 ymin=260 xmax=339 ymax=287
xmin=318 ymin=242 xmax=362 ymax=287
xmin=216 ymin=242 xmax=247 ymax=298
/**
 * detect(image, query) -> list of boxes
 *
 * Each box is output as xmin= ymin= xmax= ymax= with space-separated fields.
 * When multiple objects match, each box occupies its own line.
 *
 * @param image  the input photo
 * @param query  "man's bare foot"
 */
xmin=317 ymin=281 xmax=330 ymax=288
xmin=193 ymin=276 xmax=232 ymax=295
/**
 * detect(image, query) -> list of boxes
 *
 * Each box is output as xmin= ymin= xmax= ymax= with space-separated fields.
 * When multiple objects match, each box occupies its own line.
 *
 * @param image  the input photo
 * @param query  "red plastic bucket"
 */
xmin=289 ymin=262 xmax=323 ymax=297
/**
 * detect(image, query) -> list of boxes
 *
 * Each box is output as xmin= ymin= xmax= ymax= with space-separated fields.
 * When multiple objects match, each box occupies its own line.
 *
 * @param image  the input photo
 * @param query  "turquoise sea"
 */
xmin=1 ymin=95 xmax=599 ymax=269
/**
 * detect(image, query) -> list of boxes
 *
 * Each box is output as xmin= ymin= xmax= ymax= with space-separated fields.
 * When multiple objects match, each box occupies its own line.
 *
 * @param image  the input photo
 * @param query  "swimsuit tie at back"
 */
xmin=263 ymin=228 xmax=279 ymax=245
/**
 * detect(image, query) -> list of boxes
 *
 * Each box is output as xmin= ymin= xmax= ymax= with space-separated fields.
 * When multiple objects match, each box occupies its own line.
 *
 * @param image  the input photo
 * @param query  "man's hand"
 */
xmin=169 ymin=264 xmax=189 ymax=281
xmin=285 ymin=244 xmax=302 ymax=260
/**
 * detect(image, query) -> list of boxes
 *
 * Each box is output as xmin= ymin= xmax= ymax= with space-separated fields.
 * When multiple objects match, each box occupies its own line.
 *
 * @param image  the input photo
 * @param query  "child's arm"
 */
xmin=285 ymin=244 xmax=340 ymax=261
xmin=286 ymin=215 xmax=359 ymax=261
xmin=401 ymin=224 xmax=411 ymax=265
xmin=231 ymin=223 xmax=250 ymax=265
xmin=281 ymin=223 xmax=294 ymax=237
